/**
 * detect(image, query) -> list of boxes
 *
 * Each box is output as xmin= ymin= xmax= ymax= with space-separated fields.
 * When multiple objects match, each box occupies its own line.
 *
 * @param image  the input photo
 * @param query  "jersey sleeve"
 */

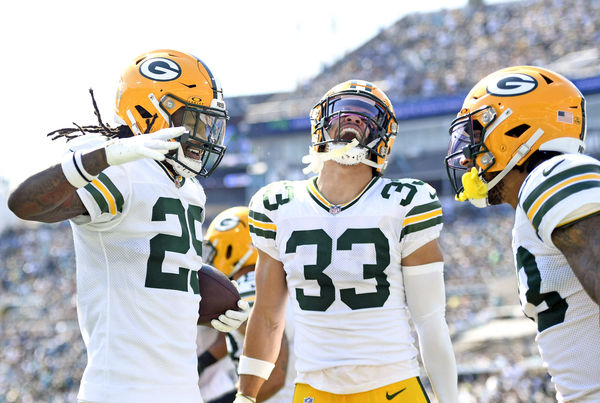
xmin=398 ymin=180 xmax=443 ymax=258
xmin=73 ymin=165 xmax=130 ymax=227
xmin=519 ymin=154 xmax=600 ymax=246
xmin=247 ymin=183 xmax=282 ymax=261
xmin=60 ymin=134 xmax=130 ymax=227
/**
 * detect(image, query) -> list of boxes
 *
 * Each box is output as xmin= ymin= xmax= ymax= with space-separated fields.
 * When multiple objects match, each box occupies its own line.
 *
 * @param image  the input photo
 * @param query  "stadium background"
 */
xmin=1 ymin=0 xmax=599 ymax=401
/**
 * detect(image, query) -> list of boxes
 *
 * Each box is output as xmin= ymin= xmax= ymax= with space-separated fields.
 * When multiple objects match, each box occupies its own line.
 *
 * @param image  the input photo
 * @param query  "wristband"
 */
xmin=73 ymin=150 xmax=96 ymax=182
xmin=235 ymin=393 xmax=256 ymax=403
xmin=237 ymin=355 xmax=275 ymax=380
xmin=197 ymin=350 xmax=218 ymax=375
xmin=61 ymin=151 xmax=95 ymax=188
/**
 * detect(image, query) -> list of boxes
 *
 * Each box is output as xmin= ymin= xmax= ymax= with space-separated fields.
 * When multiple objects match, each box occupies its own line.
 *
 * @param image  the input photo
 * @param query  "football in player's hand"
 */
xmin=197 ymin=264 xmax=241 ymax=325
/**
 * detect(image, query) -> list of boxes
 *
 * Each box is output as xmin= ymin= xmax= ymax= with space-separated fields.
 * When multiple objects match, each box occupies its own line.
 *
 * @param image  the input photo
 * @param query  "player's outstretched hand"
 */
xmin=105 ymin=126 xmax=185 ymax=166
xmin=211 ymin=299 xmax=250 ymax=333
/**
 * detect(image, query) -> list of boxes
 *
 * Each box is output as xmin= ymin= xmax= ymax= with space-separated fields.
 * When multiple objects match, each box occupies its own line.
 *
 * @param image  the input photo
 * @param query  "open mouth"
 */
xmin=183 ymin=145 xmax=204 ymax=160
xmin=338 ymin=126 xmax=361 ymax=141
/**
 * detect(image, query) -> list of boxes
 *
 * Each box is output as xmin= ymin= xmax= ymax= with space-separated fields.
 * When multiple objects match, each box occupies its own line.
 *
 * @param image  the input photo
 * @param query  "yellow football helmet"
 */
xmin=115 ymin=49 xmax=228 ymax=178
xmin=203 ymin=206 xmax=257 ymax=279
xmin=307 ymin=80 xmax=398 ymax=174
xmin=445 ymin=65 xmax=586 ymax=203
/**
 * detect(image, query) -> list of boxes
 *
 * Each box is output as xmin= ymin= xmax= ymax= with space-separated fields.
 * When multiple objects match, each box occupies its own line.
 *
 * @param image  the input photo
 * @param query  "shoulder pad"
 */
xmin=520 ymin=154 xmax=600 ymax=231
xmin=380 ymin=178 xmax=439 ymax=207
xmin=253 ymin=180 xmax=296 ymax=212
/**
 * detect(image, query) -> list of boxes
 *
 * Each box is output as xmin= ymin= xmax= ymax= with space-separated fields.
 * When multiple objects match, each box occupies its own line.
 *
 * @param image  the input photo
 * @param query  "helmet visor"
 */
xmin=444 ymin=106 xmax=496 ymax=196
xmin=162 ymin=95 xmax=227 ymax=177
xmin=327 ymin=96 xmax=385 ymax=124
xmin=446 ymin=119 xmax=475 ymax=170
xmin=324 ymin=95 xmax=388 ymax=146
xmin=181 ymin=108 xmax=226 ymax=145
xmin=179 ymin=108 xmax=227 ymax=176
xmin=446 ymin=106 xmax=496 ymax=169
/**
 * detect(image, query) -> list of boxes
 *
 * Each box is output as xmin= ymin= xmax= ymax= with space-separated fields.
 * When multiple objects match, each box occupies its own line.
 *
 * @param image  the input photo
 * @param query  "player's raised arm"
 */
xmin=8 ymin=127 xmax=183 ymax=222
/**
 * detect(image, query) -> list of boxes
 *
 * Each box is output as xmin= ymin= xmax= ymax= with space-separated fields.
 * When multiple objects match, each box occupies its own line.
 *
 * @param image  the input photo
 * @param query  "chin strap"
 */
xmin=486 ymin=128 xmax=544 ymax=189
xmin=125 ymin=110 xmax=142 ymax=135
xmin=230 ymin=247 xmax=256 ymax=278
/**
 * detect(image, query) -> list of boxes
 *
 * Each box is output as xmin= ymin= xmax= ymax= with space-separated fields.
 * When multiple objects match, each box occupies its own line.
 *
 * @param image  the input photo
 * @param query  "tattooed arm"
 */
xmin=9 ymin=126 xmax=186 ymax=223
xmin=8 ymin=149 xmax=108 ymax=223
xmin=552 ymin=213 xmax=600 ymax=305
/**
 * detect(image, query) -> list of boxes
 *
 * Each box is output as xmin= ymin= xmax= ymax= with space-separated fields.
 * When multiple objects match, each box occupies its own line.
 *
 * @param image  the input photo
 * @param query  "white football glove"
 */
xmin=211 ymin=299 xmax=251 ymax=333
xmin=104 ymin=126 xmax=185 ymax=166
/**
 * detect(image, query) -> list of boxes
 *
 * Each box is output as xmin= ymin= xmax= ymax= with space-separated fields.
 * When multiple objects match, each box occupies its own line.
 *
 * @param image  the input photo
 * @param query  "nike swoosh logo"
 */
xmin=543 ymin=159 xmax=565 ymax=176
xmin=386 ymin=388 xmax=407 ymax=400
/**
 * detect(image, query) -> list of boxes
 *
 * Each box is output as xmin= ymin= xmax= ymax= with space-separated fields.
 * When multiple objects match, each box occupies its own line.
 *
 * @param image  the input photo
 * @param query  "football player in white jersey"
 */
xmin=235 ymin=80 xmax=459 ymax=403
xmin=203 ymin=206 xmax=293 ymax=402
xmin=7 ymin=49 xmax=249 ymax=403
xmin=444 ymin=65 xmax=600 ymax=402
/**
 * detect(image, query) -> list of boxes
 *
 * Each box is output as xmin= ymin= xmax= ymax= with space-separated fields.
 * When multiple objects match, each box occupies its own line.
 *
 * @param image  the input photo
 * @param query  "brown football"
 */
xmin=197 ymin=264 xmax=241 ymax=325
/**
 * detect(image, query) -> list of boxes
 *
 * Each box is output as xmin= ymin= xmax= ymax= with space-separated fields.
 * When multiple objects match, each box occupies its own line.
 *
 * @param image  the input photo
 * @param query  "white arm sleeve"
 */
xmin=403 ymin=262 xmax=458 ymax=403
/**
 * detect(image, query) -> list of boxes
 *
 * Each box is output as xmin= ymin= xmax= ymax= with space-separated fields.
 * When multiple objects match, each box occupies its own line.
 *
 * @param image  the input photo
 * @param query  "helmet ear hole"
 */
xmin=135 ymin=105 xmax=153 ymax=119
xmin=226 ymin=245 xmax=233 ymax=259
xmin=505 ymin=124 xmax=530 ymax=138
xmin=540 ymin=74 xmax=554 ymax=84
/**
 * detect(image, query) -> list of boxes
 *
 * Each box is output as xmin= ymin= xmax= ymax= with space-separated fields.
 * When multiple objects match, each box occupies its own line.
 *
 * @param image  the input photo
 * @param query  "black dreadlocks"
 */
xmin=46 ymin=89 xmax=157 ymax=141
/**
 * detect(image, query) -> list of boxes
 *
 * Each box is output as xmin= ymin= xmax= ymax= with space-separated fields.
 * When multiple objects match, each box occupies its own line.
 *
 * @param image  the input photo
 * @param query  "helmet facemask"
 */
xmin=321 ymin=94 xmax=391 ymax=162
xmin=160 ymin=94 xmax=227 ymax=178
xmin=445 ymin=106 xmax=498 ymax=200
xmin=304 ymin=92 xmax=396 ymax=173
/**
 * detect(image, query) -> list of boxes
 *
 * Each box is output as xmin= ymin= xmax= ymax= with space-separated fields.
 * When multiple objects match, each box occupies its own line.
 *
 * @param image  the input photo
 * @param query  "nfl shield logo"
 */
xmin=304 ymin=398 xmax=314 ymax=403
xmin=329 ymin=205 xmax=341 ymax=215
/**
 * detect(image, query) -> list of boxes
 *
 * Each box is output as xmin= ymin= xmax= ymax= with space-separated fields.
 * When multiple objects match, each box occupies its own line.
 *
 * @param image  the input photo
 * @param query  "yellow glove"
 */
xmin=456 ymin=167 xmax=488 ymax=202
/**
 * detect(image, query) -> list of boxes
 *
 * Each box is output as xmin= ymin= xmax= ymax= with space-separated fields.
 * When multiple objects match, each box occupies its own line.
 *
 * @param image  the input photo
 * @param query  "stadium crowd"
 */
xmin=0 ymin=223 xmax=82 ymax=402
xmin=235 ymin=0 xmax=600 ymax=121
xmin=324 ymin=0 xmax=600 ymax=102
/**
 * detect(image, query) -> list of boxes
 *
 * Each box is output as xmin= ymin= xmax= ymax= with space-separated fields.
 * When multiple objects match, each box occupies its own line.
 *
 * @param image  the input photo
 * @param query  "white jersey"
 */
xmin=196 ymin=326 xmax=237 ymax=402
xmin=71 ymin=155 xmax=205 ymax=403
xmin=248 ymin=176 xmax=443 ymax=391
xmin=514 ymin=153 xmax=600 ymax=402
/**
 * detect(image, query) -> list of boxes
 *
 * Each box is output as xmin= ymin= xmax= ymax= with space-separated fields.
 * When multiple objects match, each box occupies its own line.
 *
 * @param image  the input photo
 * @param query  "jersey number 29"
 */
xmin=145 ymin=197 xmax=203 ymax=293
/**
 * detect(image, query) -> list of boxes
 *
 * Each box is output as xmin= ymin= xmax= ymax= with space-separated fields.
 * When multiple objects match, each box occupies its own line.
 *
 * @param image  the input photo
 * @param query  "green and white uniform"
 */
xmin=515 ymin=153 xmax=600 ymax=402
xmin=248 ymin=176 xmax=443 ymax=393
xmin=72 ymin=154 xmax=205 ymax=403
